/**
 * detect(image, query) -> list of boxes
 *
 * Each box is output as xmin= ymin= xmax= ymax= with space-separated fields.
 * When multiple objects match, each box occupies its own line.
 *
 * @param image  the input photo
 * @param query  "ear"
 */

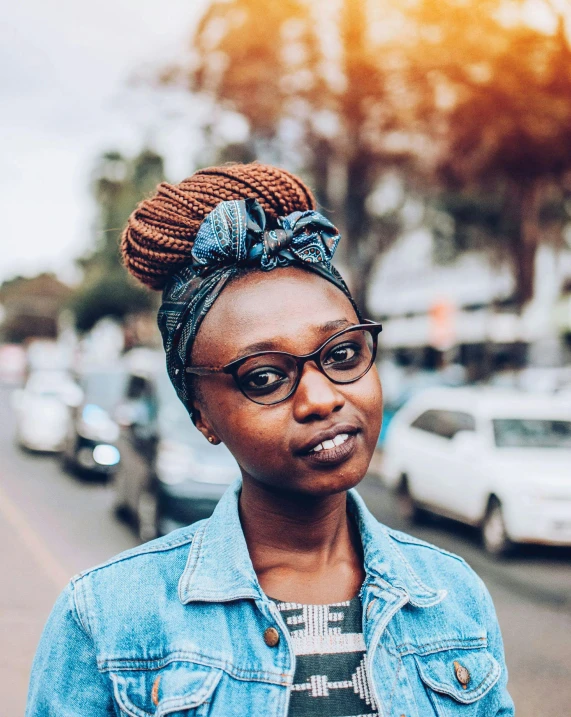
xmin=190 ymin=401 xmax=221 ymax=445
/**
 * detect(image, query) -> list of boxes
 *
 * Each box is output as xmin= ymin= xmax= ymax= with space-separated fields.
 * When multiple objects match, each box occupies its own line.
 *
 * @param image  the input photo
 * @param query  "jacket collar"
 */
xmin=178 ymin=478 xmax=445 ymax=608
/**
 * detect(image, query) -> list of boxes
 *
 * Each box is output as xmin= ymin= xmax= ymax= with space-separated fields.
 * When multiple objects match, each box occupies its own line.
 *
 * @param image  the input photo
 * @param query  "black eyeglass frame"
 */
xmin=185 ymin=320 xmax=383 ymax=405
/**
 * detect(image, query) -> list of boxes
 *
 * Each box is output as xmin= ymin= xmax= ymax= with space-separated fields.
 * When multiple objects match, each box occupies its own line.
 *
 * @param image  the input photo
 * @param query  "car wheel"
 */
xmin=482 ymin=499 xmax=513 ymax=557
xmin=137 ymin=491 xmax=158 ymax=542
xmin=397 ymin=476 xmax=424 ymax=524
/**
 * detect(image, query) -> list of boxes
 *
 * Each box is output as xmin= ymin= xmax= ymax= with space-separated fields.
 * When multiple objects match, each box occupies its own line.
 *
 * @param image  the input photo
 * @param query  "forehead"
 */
xmin=192 ymin=267 xmax=359 ymax=364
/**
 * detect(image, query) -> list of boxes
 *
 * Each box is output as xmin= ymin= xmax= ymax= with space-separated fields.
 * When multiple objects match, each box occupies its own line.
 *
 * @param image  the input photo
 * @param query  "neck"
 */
xmin=240 ymin=476 xmax=352 ymax=555
xmin=239 ymin=475 xmax=365 ymax=605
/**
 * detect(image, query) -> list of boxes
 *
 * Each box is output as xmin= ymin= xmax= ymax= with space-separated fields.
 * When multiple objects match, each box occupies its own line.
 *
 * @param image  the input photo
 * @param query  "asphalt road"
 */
xmin=2 ymin=387 xmax=570 ymax=715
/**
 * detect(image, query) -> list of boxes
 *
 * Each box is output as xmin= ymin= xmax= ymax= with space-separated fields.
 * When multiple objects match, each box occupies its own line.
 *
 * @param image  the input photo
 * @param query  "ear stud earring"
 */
xmin=207 ymin=436 xmax=215 ymax=443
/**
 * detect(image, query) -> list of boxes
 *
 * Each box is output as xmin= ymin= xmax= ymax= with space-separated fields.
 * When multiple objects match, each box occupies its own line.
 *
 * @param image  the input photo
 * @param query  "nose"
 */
xmin=292 ymin=362 xmax=345 ymax=422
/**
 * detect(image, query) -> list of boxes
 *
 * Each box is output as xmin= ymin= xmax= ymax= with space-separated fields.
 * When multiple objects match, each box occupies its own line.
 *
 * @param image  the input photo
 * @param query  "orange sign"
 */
xmin=429 ymin=300 xmax=456 ymax=351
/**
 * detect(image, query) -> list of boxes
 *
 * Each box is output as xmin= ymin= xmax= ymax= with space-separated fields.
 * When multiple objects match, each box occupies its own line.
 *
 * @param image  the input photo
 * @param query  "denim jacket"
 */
xmin=27 ymin=480 xmax=514 ymax=716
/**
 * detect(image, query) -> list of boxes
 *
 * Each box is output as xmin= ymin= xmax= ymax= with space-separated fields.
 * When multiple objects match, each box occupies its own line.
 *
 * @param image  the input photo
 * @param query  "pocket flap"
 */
xmin=414 ymin=648 xmax=500 ymax=704
xmin=112 ymin=662 xmax=222 ymax=717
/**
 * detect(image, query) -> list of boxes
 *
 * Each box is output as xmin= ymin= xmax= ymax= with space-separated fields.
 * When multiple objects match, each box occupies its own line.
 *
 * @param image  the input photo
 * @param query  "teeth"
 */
xmin=310 ymin=433 xmax=350 ymax=453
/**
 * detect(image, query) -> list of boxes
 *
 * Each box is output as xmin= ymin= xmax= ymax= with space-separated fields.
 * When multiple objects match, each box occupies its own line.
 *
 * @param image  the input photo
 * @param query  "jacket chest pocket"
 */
xmin=110 ymin=662 xmax=223 ymax=717
xmin=413 ymin=647 xmax=501 ymax=716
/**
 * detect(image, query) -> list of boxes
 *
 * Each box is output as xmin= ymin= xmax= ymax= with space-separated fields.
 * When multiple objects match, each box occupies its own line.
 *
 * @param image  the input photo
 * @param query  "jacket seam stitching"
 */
xmin=70 ymin=578 xmax=92 ymax=637
xmin=78 ymin=533 xmax=197 ymax=580
xmin=386 ymin=649 xmax=403 ymax=714
xmin=386 ymin=533 xmax=442 ymax=596
xmin=393 ymin=639 xmax=488 ymax=657
xmin=179 ymin=523 xmax=207 ymax=599
xmin=100 ymin=654 xmax=290 ymax=685
xmin=387 ymin=528 xmax=468 ymax=564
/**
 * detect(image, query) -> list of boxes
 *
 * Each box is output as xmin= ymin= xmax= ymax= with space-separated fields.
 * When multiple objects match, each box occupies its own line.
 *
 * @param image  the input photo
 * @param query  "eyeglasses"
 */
xmin=186 ymin=321 xmax=382 ymax=406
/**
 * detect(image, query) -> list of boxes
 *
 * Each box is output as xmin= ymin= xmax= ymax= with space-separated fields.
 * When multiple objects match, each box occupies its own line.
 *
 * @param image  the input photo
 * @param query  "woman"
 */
xmin=27 ymin=163 xmax=514 ymax=716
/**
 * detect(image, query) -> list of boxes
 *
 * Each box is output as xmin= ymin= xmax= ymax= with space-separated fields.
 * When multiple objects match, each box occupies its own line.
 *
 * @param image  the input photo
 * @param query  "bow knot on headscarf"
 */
xmin=191 ymin=198 xmax=340 ymax=275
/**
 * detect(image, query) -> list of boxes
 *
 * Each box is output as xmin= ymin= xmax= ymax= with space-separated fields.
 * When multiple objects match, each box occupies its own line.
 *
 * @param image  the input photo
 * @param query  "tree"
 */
xmin=168 ymin=0 xmax=571 ymax=312
xmin=168 ymin=0 xmax=412 ymax=313
xmin=0 ymin=273 xmax=72 ymax=343
xmin=71 ymin=150 xmax=164 ymax=332
xmin=400 ymin=0 xmax=571 ymax=307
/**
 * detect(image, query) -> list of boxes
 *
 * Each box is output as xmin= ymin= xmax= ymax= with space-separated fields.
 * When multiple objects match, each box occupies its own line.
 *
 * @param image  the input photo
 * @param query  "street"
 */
xmin=2 ymin=387 xmax=570 ymax=715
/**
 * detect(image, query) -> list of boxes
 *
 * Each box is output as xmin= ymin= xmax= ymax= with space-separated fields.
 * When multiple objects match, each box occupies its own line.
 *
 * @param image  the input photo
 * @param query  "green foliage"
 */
xmin=71 ymin=273 xmax=155 ymax=334
xmin=70 ymin=149 xmax=165 ymax=333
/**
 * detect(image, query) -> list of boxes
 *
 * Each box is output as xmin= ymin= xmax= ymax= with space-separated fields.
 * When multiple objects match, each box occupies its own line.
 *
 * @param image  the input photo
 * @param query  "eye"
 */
xmin=322 ymin=341 xmax=361 ymax=367
xmin=241 ymin=368 xmax=289 ymax=393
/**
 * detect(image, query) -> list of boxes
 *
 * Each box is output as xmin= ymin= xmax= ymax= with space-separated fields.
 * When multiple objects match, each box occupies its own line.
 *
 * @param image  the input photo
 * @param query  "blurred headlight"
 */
xmin=93 ymin=444 xmax=120 ymax=466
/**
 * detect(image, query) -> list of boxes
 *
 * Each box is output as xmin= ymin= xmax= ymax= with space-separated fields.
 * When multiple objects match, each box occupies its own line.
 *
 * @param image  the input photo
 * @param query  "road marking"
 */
xmin=0 ymin=482 xmax=70 ymax=590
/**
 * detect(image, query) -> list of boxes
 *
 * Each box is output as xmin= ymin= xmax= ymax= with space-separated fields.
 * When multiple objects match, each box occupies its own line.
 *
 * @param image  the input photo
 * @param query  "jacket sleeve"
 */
xmin=477 ymin=576 xmax=515 ymax=716
xmin=26 ymin=581 xmax=115 ymax=717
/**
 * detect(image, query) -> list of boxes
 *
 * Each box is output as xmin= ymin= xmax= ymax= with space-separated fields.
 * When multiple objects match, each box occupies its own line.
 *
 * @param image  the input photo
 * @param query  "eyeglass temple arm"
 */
xmin=185 ymin=366 xmax=225 ymax=376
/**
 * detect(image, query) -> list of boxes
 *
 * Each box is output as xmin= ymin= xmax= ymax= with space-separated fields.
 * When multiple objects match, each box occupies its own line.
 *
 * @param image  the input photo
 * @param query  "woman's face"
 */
xmin=190 ymin=267 xmax=383 ymax=497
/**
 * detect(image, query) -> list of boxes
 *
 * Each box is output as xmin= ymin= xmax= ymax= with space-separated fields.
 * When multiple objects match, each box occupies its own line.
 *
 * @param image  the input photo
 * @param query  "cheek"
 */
xmin=206 ymin=389 xmax=290 ymax=465
xmin=350 ymin=371 xmax=383 ymax=437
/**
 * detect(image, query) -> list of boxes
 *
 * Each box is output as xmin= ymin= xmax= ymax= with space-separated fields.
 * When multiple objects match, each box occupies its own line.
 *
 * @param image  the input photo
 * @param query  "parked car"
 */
xmin=377 ymin=364 xmax=466 ymax=446
xmin=12 ymin=371 xmax=83 ymax=452
xmin=112 ymin=350 xmax=239 ymax=541
xmin=382 ymin=387 xmax=571 ymax=556
xmin=60 ymin=366 xmax=126 ymax=478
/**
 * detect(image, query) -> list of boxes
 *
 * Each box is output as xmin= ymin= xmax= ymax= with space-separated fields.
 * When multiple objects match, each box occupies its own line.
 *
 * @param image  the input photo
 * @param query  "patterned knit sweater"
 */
xmin=271 ymin=596 xmax=379 ymax=717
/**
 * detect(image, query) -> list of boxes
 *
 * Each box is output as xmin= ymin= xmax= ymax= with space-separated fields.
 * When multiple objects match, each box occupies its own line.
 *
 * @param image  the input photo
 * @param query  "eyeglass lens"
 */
xmin=234 ymin=328 xmax=375 ymax=405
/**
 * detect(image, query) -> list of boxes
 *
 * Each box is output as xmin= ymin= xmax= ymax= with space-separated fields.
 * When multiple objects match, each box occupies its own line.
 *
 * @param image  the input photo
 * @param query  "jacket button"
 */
xmin=264 ymin=627 xmax=280 ymax=647
xmin=453 ymin=661 xmax=470 ymax=689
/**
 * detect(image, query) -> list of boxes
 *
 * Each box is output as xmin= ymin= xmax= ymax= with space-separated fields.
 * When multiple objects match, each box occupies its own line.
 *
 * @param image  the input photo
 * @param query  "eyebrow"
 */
xmin=234 ymin=319 xmax=355 ymax=359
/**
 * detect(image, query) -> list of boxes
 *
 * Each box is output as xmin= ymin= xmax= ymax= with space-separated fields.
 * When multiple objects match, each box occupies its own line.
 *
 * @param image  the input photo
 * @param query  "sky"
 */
xmin=1 ymin=0 xmax=207 ymax=285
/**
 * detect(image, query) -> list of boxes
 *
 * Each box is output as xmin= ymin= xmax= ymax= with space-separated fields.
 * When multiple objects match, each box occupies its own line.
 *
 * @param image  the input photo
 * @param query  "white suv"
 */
xmin=382 ymin=387 xmax=571 ymax=556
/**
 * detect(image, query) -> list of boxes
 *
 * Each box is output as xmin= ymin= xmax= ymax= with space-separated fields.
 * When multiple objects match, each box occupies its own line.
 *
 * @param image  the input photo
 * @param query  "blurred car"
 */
xmin=61 ymin=368 xmax=126 ymax=478
xmin=12 ymin=371 xmax=83 ymax=452
xmin=382 ymin=387 xmax=571 ymax=556
xmin=378 ymin=363 xmax=466 ymax=446
xmin=112 ymin=350 xmax=238 ymax=541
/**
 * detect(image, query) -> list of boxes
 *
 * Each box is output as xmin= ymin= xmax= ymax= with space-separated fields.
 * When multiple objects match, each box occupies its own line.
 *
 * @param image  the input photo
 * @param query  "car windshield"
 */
xmin=493 ymin=419 xmax=571 ymax=449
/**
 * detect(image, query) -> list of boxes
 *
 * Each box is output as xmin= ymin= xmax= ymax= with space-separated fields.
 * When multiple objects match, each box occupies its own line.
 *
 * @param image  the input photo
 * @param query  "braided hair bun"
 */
xmin=121 ymin=162 xmax=316 ymax=290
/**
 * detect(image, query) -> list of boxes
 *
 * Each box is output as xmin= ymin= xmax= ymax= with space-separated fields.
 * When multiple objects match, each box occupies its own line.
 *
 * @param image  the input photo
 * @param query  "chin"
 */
xmin=295 ymin=465 xmax=367 ymax=497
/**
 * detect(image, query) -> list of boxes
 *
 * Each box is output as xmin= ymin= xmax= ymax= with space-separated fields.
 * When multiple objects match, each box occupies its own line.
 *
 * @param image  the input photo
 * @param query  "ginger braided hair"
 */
xmin=121 ymin=162 xmax=316 ymax=290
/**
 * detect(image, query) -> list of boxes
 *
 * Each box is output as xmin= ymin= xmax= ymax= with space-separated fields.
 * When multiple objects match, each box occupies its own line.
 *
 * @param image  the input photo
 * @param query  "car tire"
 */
xmin=397 ymin=476 xmax=424 ymax=524
xmin=482 ymin=498 xmax=513 ymax=558
xmin=137 ymin=491 xmax=158 ymax=543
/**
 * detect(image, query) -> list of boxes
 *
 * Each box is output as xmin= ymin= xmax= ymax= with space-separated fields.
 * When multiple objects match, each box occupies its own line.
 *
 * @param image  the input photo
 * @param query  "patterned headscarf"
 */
xmin=158 ymin=198 xmax=357 ymax=410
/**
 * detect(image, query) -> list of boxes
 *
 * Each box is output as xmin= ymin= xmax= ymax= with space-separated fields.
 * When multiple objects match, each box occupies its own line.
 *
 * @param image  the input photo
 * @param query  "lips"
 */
xmin=311 ymin=432 xmax=350 ymax=453
xmin=301 ymin=432 xmax=359 ymax=466
xmin=296 ymin=423 xmax=360 ymax=457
